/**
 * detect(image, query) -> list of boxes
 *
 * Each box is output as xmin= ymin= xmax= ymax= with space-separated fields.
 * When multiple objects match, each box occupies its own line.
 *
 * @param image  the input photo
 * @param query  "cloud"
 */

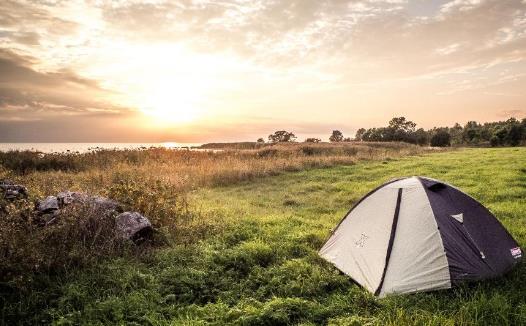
xmin=1 ymin=0 xmax=525 ymax=141
xmin=93 ymin=0 xmax=526 ymax=93
xmin=99 ymin=0 xmax=407 ymax=63
xmin=0 ymin=0 xmax=77 ymax=35
xmin=0 ymin=48 xmax=127 ymax=116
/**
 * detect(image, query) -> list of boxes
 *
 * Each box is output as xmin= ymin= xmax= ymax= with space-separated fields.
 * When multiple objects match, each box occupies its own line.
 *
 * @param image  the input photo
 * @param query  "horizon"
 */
xmin=0 ymin=114 xmax=524 ymax=145
xmin=1 ymin=0 xmax=525 ymax=143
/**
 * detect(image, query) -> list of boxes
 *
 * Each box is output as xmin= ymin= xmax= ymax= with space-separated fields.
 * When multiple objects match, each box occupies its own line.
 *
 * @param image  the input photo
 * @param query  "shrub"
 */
xmin=256 ymin=148 xmax=279 ymax=157
xmin=0 ymin=151 xmax=84 ymax=174
xmin=268 ymin=131 xmax=297 ymax=143
xmin=301 ymin=146 xmax=322 ymax=156
xmin=430 ymin=131 xmax=451 ymax=147
xmin=329 ymin=130 xmax=344 ymax=142
xmin=0 ymin=198 xmax=129 ymax=284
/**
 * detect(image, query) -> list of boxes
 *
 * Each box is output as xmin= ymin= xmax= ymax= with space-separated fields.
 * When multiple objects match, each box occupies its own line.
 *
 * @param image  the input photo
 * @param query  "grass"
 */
xmin=0 ymin=142 xmax=429 ymax=192
xmin=1 ymin=147 xmax=525 ymax=325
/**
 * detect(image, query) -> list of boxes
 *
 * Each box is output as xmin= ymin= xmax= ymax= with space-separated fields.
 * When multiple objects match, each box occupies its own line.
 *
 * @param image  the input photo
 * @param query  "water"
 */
xmin=0 ymin=143 xmax=202 ymax=153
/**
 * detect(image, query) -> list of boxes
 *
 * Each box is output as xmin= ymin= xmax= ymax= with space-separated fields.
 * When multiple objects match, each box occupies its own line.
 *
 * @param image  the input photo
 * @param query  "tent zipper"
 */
xmin=462 ymin=225 xmax=485 ymax=259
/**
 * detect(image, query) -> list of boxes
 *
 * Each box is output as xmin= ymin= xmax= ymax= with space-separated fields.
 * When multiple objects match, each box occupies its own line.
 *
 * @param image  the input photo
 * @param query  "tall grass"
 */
xmin=0 ymin=142 xmax=431 ymax=193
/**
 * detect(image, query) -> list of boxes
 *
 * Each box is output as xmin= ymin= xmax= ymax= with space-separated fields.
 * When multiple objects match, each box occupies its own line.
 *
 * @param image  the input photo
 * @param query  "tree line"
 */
xmin=261 ymin=117 xmax=526 ymax=147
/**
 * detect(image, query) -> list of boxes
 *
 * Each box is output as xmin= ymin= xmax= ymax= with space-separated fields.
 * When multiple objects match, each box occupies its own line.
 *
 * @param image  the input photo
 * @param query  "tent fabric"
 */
xmin=319 ymin=187 xmax=399 ymax=293
xmin=420 ymin=177 xmax=520 ymax=283
xmin=319 ymin=176 xmax=521 ymax=297
xmin=374 ymin=188 xmax=402 ymax=296
xmin=379 ymin=180 xmax=450 ymax=296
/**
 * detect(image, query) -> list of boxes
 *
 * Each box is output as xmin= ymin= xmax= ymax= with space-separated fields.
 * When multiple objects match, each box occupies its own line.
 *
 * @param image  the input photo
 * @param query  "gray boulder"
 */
xmin=57 ymin=191 xmax=86 ymax=206
xmin=56 ymin=192 xmax=121 ymax=215
xmin=90 ymin=196 xmax=121 ymax=213
xmin=115 ymin=212 xmax=152 ymax=241
xmin=0 ymin=180 xmax=28 ymax=200
xmin=37 ymin=196 xmax=59 ymax=213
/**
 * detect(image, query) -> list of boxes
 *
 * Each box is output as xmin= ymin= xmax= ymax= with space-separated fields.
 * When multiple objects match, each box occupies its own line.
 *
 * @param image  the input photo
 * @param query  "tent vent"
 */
xmin=451 ymin=213 xmax=463 ymax=223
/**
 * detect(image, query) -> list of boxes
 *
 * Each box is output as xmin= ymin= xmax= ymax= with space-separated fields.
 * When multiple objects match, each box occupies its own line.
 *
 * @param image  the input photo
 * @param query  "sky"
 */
xmin=0 ymin=0 xmax=525 ymax=143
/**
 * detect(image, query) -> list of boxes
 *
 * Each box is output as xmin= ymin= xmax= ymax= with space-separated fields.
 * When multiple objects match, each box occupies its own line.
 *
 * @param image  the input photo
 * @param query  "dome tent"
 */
xmin=319 ymin=176 xmax=521 ymax=297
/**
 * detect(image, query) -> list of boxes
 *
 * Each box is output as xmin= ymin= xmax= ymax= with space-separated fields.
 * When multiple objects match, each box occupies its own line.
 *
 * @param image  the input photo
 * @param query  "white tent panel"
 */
xmin=319 ymin=187 xmax=399 ymax=293
xmin=379 ymin=182 xmax=451 ymax=296
xmin=384 ymin=177 xmax=421 ymax=189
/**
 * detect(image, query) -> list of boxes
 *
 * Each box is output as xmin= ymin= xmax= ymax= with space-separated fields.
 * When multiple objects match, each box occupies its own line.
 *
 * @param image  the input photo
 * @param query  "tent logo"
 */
xmin=355 ymin=233 xmax=369 ymax=248
xmin=511 ymin=247 xmax=522 ymax=259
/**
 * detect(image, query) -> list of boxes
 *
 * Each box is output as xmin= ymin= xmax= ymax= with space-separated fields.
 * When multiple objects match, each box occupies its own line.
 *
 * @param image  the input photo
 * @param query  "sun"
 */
xmin=139 ymin=75 xmax=203 ymax=125
xmin=138 ymin=80 xmax=203 ymax=125
xmin=94 ymin=43 xmax=216 ymax=126
xmin=94 ymin=43 xmax=239 ymax=126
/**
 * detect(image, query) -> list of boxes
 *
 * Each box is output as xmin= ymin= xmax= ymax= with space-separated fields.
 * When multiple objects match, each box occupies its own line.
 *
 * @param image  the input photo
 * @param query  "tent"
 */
xmin=319 ymin=176 xmax=522 ymax=297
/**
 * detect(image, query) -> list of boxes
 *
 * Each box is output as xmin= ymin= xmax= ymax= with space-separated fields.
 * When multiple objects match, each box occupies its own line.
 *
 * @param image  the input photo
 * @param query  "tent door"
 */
xmin=462 ymin=224 xmax=485 ymax=259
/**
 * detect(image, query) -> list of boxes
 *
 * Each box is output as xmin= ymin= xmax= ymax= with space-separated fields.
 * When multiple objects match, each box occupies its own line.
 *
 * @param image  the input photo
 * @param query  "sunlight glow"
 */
xmin=139 ymin=82 xmax=202 ymax=125
xmin=162 ymin=142 xmax=179 ymax=149
xmin=83 ymin=43 xmax=223 ymax=126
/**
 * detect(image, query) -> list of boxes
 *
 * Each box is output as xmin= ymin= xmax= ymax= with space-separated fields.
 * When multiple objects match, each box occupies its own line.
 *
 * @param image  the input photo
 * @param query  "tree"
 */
xmin=386 ymin=117 xmax=418 ymax=143
xmin=449 ymin=123 xmax=463 ymax=145
xmin=463 ymin=121 xmax=480 ymax=144
xmin=506 ymin=119 xmax=523 ymax=146
xmin=329 ymin=130 xmax=344 ymax=142
xmin=522 ymin=118 xmax=526 ymax=141
xmin=388 ymin=117 xmax=416 ymax=133
xmin=354 ymin=117 xmax=524 ymax=147
xmin=268 ymin=130 xmax=297 ymax=143
xmin=355 ymin=128 xmax=366 ymax=141
xmin=430 ymin=130 xmax=451 ymax=147
xmin=305 ymin=138 xmax=321 ymax=143
xmin=343 ymin=137 xmax=352 ymax=142
xmin=413 ymin=128 xmax=429 ymax=145
xmin=256 ymin=138 xmax=265 ymax=143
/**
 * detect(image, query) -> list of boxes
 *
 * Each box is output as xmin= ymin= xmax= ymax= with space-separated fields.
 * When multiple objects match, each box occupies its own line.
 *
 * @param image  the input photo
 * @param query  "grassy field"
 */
xmin=1 ymin=147 xmax=525 ymax=325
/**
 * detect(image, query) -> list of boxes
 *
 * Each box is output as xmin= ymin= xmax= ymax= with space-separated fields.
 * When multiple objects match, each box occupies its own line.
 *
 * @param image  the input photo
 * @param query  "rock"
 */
xmin=56 ymin=191 xmax=121 ymax=214
xmin=37 ymin=196 xmax=59 ymax=213
xmin=0 ymin=180 xmax=28 ymax=200
xmin=115 ymin=212 xmax=152 ymax=241
xmin=0 ymin=180 xmax=14 ymax=188
xmin=90 ymin=196 xmax=122 ymax=214
xmin=34 ymin=191 xmax=122 ymax=226
xmin=39 ymin=210 xmax=61 ymax=226
xmin=57 ymin=191 xmax=86 ymax=206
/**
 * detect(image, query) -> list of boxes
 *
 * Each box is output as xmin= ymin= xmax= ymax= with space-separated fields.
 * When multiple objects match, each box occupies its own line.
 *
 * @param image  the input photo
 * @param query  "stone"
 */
xmin=37 ymin=196 xmax=59 ymax=213
xmin=57 ymin=191 xmax=86 ymax=206
xmin=115 ymin=212 xmax=152 ymax=241
xmin=90 ymin=196 xmax=122 ymax=214
xmin=56 ymin=191 xmax=121 ymax=215
xmin=0 ymin=180 xmax=28 ymax=200
xmin=39 ymin=210 xmax=61 ymax=226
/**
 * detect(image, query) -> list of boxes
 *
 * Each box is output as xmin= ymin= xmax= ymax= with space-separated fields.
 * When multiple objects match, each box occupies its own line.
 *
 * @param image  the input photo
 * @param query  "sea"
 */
xmin=0 ymin=143 xmax=202 ymax=153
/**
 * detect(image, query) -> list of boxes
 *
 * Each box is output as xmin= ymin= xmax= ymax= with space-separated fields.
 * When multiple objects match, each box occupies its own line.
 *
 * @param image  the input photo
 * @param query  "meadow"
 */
xmin=0 ymin=144 xmax=525 ymax=325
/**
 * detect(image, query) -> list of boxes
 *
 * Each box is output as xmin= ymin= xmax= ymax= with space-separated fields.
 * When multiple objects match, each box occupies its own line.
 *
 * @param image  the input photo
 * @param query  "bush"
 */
xmin=0 ymin=198 xmax=129 ymax=284
xmin=107 ymin=176 xmax=192 ymax=235
xmin=301 ymin=146 xmax=323 ymax=156
xmin=430 ymin=131 xmax=451 ymax=147
xmin=256 ymin=148 xmax=279 ymax=157
xmin=0 ymin=151 xmax=84 ymax=174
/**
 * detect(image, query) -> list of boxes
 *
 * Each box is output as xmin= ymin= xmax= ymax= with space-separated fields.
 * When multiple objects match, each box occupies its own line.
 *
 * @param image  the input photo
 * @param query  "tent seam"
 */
xmin=374 ymin=187 xmax=403 ymax=296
